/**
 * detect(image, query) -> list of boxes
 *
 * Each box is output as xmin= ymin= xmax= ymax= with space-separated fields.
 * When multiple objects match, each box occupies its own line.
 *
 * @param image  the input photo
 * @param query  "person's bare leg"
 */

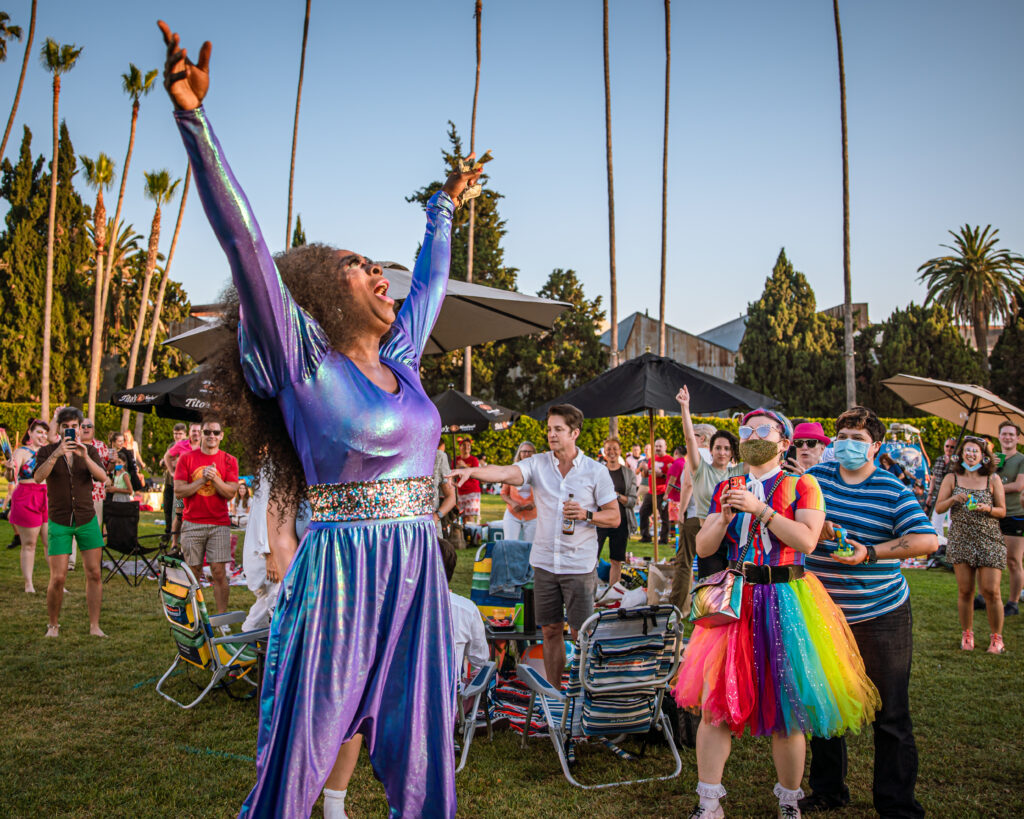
xmin=541 ymin=623 xmax=566 ymax=686
xmin=954 ymin=564 xmax=975 ymax=632
xmin=46 ymin=553 xmax=69 ymax=634
xmin=608 ymin=558 xmax=622 ymax=587
xmin=695 ymin=719 xmax=732 ymax=785
xmin=209 ymin=561 xmax=229 ymax=613
xmin=771 ymin=731 xmax=806 ymax=790
xmin=68 ymin=534 xmax=77 ymax=571
xmin=1005 ymin=536 xmax=1024 ymax=602
xmin=16 ymin=525 xmax=38 ymax=593
xmin=82 ymin=547 xmax=106 ymax=636
xmin=325 ymin=736 xmax=363 ymax=789
xmin=979 ymin=566 xmax=1004 ymax=635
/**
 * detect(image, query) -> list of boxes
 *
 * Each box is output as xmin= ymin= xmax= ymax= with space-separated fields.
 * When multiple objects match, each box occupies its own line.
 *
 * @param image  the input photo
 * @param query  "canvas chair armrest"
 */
xmin=208 ymin=610 xmax=248 ymax=627
xmin=463 ymin=661 xmax=497 ymax=699
xmin=211 ymin=627 xmax=268 ymax=646
xmin=517 ymin=663 xmax=565 ymax=703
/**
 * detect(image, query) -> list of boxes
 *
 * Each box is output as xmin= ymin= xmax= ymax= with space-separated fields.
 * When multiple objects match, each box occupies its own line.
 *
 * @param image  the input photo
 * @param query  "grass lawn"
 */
xmin=1 ymin=493 xmax=1022 ymax=817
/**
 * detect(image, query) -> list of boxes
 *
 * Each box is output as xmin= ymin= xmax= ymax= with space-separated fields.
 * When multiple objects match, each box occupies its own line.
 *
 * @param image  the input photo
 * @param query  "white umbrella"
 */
xmin=163 ymin=272 xmax=569 ymax=362
xmin=881 ymin=374 xmax=1024 ymax=438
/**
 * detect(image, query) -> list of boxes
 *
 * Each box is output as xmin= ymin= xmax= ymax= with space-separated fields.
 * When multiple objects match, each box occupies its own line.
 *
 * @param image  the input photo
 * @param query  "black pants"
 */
xmin=163 ymin=482 xmax=175 ymax=535
xmin=639 ymin=491 xmax=668 ymax=542
xmin=808 ymin=601 xmax=924 ymax=818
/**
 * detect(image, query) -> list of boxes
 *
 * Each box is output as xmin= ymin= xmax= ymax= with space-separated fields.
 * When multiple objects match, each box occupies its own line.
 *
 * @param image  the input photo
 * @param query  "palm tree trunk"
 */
xmin=285 ymin=0 xmax=311 ymax=248
xmin=658 ymin=0 xmax=670 ymax=358
xmin=41 ymin=73 xmax=60 ymax=420
xmin=0 ymin=0 xmax=36 ymax=162
xmin=973 ymin=302 xmax=990 ymax=370
xmin=87 ymin=191 xmax=107 ymax=420
xmin=103 ymin=100 xmax=139 ymax=330
xmin=603 ymin=0 xmax=618 ymax=435
xmin=833 ymin=0 xmax=855 ymax=407
xmin=463 ymin=0 xmax=482 ymax=395
xmin=121 ymin=204 xmax=162 ymax=430
xmin=136 ymin=167 xmax=190 ymax=440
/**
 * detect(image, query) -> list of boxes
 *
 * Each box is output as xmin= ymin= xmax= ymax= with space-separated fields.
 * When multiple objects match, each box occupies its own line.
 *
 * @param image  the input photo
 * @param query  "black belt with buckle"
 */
xmin=742 ymin=563 xmax=805 ymax=585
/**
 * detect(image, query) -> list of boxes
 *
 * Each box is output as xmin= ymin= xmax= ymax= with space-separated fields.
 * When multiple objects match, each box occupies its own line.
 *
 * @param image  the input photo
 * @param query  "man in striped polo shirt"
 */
xmin=800 ymin=406 xmax=938 ymax=818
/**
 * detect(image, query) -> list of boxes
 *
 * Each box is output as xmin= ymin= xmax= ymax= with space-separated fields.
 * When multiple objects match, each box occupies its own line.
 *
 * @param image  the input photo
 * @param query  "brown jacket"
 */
xmin=34 ymin=443 xmax=104 ymax=527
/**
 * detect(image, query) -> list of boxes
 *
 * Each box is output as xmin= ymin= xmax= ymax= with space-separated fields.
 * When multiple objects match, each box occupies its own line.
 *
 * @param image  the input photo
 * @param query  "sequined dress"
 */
xmin=174 ymin=107 xmax=456 ymax=818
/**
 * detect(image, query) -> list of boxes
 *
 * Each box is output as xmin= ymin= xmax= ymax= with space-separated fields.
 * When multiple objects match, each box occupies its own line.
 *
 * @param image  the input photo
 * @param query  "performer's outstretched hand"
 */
xmin=158 ymin=20 xmax=211 ymax=110
xmin=442 ymin=153 xmax=486 ymax=208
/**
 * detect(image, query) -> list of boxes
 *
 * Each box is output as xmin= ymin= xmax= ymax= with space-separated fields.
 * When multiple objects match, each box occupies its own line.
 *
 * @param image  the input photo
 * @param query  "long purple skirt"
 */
xmin=239 ymin=515 xmax=456 ymax=818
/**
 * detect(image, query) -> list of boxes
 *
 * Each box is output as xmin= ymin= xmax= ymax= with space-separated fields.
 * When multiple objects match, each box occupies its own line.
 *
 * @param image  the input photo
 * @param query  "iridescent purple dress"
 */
xmin=174 ymin=107 xmax=456 ymax=818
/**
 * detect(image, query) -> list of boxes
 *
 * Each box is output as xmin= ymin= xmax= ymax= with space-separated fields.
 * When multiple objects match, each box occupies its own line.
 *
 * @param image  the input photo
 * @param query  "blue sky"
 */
xmin=1 ymin=0 xmax=1022 ymax=336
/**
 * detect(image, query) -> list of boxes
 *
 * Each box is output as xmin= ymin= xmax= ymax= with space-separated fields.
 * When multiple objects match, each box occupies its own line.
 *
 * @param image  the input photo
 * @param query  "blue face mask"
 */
xmin=833 ymin=438 xmax=872 ymax=470
xmin=963 ymin=462 xmax=983 ymax=472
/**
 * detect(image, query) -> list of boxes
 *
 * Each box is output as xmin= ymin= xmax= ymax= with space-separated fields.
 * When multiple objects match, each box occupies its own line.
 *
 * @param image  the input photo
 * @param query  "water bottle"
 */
xmin=561 ymin=492 xmax=576 ymax=536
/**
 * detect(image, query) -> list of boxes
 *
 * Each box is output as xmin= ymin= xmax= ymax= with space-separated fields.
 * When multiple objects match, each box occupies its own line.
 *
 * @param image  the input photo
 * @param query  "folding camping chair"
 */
xmin=455 ymin=660 xmax=498 ymax=773
xmin=517 ymin=605 xmax=684 ymax=789
xmin=470 ymin=541 xmax=522 ymax=622
xmin=102 ymin=499 xmax=167 ymax=586
xmin=155 ymin=554 xmax=268 ymax=709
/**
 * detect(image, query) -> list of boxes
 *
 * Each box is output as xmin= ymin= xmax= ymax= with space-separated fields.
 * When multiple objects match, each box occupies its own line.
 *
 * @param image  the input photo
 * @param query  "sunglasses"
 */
xmin=738 ymin=423 xmax=780 ymax=440
xmin=962 ymin=436 xmax=987 ymax=447
xmin=82 ymin=423 xmax=94 ymax=429
xmin=793 ymin=439 xmax=820 ymax=449
xmin=202 ymin=429 xmax=223 ymax=437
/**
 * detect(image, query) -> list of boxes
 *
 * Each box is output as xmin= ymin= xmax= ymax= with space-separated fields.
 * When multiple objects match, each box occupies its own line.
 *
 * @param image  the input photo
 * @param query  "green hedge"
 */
xmin=467 ymin=414 xmax=963 ymax=465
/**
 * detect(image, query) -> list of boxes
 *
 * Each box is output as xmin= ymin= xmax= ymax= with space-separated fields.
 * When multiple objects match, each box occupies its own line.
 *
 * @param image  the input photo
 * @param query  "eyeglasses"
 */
xmin=738 ymin=423 xmax=780 ymax=440
xmin=202 ymin=429 xmax=223 ymax=437
xmin=793 ymin=439 xmax=820 ymax=449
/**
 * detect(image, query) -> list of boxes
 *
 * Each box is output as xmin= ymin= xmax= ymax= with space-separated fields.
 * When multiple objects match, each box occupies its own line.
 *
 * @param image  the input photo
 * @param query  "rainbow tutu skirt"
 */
xmin=673 ymin=572 xmax=880 ymax=737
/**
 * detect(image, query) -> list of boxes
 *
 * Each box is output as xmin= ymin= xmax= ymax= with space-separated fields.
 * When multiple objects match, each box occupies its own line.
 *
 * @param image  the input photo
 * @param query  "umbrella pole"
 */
xmin=649 ymin=409 xmax=659 ymax=563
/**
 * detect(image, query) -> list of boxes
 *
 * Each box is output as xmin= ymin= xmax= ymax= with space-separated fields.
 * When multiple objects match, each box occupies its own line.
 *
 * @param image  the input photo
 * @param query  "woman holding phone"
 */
xmin=158 ymin=20 xmax=482 ymax=818
xmin=674 ymin=407 xmax=879 ymax=819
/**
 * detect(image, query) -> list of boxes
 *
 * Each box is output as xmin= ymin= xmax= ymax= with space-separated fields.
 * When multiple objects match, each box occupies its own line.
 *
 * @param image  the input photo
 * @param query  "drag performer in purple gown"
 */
xmin=159 ymin=22 xmax=483 ymax=818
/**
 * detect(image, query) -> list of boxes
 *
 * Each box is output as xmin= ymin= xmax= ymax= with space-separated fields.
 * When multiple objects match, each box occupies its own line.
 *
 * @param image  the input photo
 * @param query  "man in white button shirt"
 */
xmin=451 ymin=404 xmax=620 ymax=686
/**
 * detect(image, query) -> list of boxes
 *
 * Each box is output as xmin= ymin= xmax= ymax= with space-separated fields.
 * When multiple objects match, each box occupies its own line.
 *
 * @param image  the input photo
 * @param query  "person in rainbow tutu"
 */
xmin=158 ymin=20 xmax=484 ymax=819
xmin=673 ymin=397 xmax=880 ymax=819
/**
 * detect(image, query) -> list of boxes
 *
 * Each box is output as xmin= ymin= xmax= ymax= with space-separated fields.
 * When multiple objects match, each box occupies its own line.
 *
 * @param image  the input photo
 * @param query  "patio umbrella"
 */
xmin=881 ymin=374 xmax=1024 ymax=439
xmin=162 ymin=270 xmax=570 ymax=363
xmin=432 ymin=388 xmax=519 ymax=435
xmin=109 ymin=370 xmax=213 ymax=422
xmin=530 ymin=352 xmax=778 ymax=558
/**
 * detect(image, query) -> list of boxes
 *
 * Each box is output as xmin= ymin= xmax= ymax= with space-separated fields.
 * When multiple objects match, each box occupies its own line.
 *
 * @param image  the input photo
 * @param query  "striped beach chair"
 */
xmin=517 ymin=605 xmax=684 ymax=789
xmin=470 ymin=541 xmax=521 ymax=622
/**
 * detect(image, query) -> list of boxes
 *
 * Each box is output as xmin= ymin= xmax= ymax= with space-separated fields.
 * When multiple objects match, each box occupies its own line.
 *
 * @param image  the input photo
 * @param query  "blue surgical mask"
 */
xmin=964 ymin=462 xmax=982 ymax=472
xmin=834 ymin=438 xmax=872 ymax=470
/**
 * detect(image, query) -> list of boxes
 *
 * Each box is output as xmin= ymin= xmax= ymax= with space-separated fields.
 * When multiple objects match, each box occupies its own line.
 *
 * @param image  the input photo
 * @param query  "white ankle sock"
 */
xmin=323 ymin=787 xmax=347 ymax=819
xmin=697 ymin=780 xmax=727 ymax=811
xmin=773 ymin=782 xmax=804 ymax=807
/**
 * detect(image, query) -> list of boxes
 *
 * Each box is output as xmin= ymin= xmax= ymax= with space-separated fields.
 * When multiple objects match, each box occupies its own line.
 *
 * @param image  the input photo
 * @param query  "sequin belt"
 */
xmin=308 ymin=476 xmax=435 ymax=522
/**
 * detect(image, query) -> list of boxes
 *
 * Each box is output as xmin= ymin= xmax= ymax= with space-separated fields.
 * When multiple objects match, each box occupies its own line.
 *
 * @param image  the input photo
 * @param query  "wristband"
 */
xmin=864 ymin=543 xmax=877 ymax=563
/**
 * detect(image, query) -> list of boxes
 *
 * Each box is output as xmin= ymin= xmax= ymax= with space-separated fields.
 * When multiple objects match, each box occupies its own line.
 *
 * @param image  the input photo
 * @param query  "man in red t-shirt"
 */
xmin=174 ymin=418 xmax=239 ymax=614
xmin=454 ymin=437 xmax=482 ymax=524
xmin=638 ymin=438 xmax=674 ymax=544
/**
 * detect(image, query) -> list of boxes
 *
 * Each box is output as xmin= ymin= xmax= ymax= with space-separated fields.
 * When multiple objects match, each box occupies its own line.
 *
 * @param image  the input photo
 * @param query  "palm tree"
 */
xmin=103 ymin=64 xmax=158 ymax=328
xmin=81 ymin=152 xmax=117 ymax=420
xmin=463 ymin=0 xmax=483 ymax=394
xmin=286 ymin=0 xmax=311 ymax=247
xmin=917 ymin=225 xmax=1024 ymax=370
xmin=0 ymin=11 xmax=22 ymax=61
xmin=102 ymin=218 xmax=144 ymax=349
xmin=603 ymin=0 xmax=618 ymax=434
xmin=833 ymin=0 xmax=855 ymax=407
xmin=0 ymin=0 xmax=36 ymax=162
xmin=121 ymin=170 xmax=180 ymax=430
xmin=39 ymin=38 xmax=82 ymax=419
xmin=658 ymin=0 xmax=670 ymax=357
xmin=136 ymin=166 xmax=191 ymax=440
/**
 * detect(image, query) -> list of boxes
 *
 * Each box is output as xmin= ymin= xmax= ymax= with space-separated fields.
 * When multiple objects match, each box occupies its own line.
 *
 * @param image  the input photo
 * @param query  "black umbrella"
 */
xmin=530 ymin=352 xmax=777 ymax=557
xmin=109 ymin=370 xmax=213 ymax=422
xmin=432 ymin=388 xmax=519 ymax=434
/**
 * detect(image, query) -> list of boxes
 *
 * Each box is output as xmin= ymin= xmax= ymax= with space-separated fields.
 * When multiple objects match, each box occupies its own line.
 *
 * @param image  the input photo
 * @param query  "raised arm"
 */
xmin=675 ymin=386 xmax=701 ymax=477
xmin=160 ymin=21 xmax=326 ymax=397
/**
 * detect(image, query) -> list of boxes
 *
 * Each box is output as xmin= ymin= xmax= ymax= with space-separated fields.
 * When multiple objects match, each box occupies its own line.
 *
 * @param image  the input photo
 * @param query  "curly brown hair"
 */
xmin=207 ymin=243 xmax=375 ymax=507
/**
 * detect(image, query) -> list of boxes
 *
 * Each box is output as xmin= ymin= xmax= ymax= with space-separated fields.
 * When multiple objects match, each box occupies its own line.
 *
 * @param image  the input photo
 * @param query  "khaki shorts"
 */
xmin=533 ymin=565 xmax=596 ymax=631
xmin=180 ymin=521 xmax=232 ymax=566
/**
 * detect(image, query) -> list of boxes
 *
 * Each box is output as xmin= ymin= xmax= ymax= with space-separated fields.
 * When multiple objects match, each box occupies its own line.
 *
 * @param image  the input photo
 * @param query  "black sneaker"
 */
xmin=1005 ymin=601 xmax=1019 ymax=617
xmin=974 ymin=594 xmax=986 ymax=611
xmin=797 ymin=792 xmax=849 ymax=813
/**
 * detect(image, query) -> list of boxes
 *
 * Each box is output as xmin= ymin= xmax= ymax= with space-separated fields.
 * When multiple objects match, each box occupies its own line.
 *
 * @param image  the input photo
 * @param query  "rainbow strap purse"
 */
xmin=689 ymin=478 xmax=779 ymax=627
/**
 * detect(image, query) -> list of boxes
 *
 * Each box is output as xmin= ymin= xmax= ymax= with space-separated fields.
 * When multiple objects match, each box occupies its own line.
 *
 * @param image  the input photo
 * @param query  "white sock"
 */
xmin=323 ymin=787 xmax=347 ymax=819
xmin=697 ymin=780 xmax=726 ymax=811
xmin=774 ymin=782 xmax=804 ymax=807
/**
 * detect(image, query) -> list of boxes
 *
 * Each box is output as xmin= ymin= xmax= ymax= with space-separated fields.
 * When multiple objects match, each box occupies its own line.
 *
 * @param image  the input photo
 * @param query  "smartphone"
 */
xmin=726 ymin=475 xmax=745 ymax=511
xmin=786 ymin=444 xmax=797 ymax=464
xmin=63 ymin=428 xmax=77 ymax=442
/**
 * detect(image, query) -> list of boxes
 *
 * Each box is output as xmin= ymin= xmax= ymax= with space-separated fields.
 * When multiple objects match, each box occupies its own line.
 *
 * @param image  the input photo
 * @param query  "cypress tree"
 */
xmin=990 ymin=306 xmax=1024 ymax=409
